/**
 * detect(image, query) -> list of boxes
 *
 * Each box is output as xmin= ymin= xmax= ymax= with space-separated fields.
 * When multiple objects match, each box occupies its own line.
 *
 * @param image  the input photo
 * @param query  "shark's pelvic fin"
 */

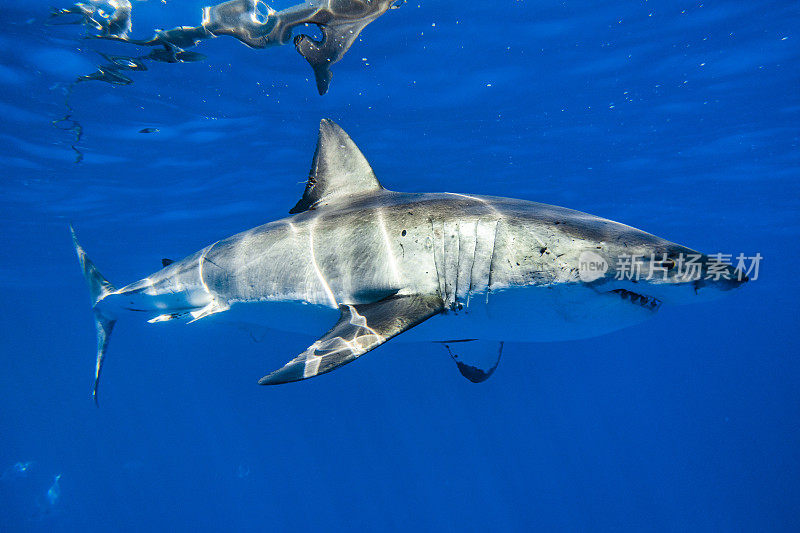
xmin=161 ymin=258 xmax=175 ymax=267
xmin=443 ymin=340 xmax=504 ymax=383
xmin=259 ymin=293 xmax=444 ymax=385
xmin=70 ymin=225 xmax=117 ymax=405
xmin=188 ymin=300 xmax=230 ymax=323
xmin=289 ymin=119 xmax=385 ymax=214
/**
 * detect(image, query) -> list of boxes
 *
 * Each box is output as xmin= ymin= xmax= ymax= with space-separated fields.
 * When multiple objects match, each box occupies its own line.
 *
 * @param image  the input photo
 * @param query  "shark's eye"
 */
xmin=663 ymin=258 xmax=676 ymax=270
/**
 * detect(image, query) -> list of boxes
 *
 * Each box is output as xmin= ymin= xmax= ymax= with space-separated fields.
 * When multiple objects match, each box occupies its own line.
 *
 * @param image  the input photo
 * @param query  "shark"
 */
xmin=72 ymin=119 xmax=747 ymax=403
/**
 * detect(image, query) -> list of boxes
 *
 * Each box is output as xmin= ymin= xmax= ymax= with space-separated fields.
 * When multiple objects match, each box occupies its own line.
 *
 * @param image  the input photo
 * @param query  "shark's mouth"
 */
xmin=610 ymin=288 xmax=662 ymax=311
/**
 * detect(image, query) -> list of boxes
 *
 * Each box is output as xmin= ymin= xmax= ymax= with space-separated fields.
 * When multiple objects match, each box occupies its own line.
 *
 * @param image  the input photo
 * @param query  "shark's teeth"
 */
xmin=611 ymin=289 xmax=662 ymax=311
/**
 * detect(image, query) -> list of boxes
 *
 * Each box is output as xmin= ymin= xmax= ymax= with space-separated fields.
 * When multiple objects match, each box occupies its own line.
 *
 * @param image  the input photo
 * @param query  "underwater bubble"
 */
xmin=236 ymin=464 xmax=251 ymax=478
xmin=1 ymin=461 xmax=34 ymax=479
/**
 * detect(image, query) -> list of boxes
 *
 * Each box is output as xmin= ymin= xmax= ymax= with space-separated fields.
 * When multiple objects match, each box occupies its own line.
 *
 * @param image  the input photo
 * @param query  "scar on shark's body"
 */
xmin=72 ymin=119 xmax=748 ymax=404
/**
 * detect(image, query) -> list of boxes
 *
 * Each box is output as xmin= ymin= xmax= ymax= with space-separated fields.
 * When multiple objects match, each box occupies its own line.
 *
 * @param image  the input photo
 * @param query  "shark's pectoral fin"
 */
xmin=442 ymin=340 xmax=504 ymax=383
xmin=259 ymin=293 xmax=443 ymax=385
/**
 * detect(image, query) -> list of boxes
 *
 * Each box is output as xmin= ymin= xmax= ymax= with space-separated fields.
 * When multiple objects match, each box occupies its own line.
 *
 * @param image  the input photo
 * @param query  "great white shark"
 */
xmin=72 ymin=119 xmax=747 ymax=403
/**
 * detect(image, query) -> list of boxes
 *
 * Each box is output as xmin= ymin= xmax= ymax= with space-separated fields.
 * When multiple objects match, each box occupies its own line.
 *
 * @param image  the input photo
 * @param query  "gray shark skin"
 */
xmin=72 ymin=119 xmax=747 ymax=403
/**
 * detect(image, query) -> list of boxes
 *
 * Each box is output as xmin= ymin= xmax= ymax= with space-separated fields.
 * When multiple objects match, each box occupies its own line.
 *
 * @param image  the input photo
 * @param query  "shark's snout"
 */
xmin=586 ymin=250 xmax=750 ymax=308
xmin=659 ymin=257 xmax=749 ymax=304
xmin=695 ymin=266 xmax=749 ymax=294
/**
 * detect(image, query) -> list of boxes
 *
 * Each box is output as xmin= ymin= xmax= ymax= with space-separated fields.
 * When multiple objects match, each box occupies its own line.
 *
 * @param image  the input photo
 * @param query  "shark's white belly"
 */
xmin=210 ymin=284 xmax=654 ymax=344
xmin=405 ymin=285 xmax=654 ymax=342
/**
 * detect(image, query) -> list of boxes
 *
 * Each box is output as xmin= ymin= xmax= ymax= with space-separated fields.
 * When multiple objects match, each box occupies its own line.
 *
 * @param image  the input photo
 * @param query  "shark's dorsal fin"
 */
xmin=289 ymin=119 xmax=384 ymax=214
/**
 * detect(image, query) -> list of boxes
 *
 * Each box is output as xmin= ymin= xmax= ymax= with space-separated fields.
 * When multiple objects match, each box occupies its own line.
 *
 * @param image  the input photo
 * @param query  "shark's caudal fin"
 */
xmin=70 ymin=226 xmax=116 ymax=406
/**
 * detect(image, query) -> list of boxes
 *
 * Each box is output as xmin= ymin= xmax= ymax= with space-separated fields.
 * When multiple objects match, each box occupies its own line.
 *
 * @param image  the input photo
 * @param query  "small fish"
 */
xmin=78 ymin=66 xmax=133 ymax=85
xmin=97 ymin=52 xmax=148 ymax=71
xmin=138 ymin=128 xmax=160 ymax=134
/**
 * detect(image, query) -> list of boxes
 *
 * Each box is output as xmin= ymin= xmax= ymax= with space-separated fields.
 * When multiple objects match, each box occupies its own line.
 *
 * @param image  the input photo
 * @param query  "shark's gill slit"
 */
xmin=429 ymin=218 xmax=445 ymax=303
xmin=466 ymin=219 xmax=480 ymax=306
xmin=486 ymin=220 xmax=500 ymax=302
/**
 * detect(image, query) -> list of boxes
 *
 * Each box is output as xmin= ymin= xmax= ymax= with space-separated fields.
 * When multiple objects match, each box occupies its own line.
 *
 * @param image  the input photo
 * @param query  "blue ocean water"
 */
xmin=1 ymin=0 xmax=798 ymax=530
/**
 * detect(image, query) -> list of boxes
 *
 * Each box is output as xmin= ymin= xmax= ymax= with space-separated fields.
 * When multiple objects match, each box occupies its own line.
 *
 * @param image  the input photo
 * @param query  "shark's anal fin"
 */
xmin=443 ymin=340 xmax=504 ymax=383
xmin=259 ymin=293 xmax=444 ymax=385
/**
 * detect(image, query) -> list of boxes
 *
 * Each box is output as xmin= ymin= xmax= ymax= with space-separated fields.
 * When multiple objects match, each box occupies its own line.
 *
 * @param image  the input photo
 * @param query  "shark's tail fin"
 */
xmin=70 ymin=225 xmax=117 ymax=406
